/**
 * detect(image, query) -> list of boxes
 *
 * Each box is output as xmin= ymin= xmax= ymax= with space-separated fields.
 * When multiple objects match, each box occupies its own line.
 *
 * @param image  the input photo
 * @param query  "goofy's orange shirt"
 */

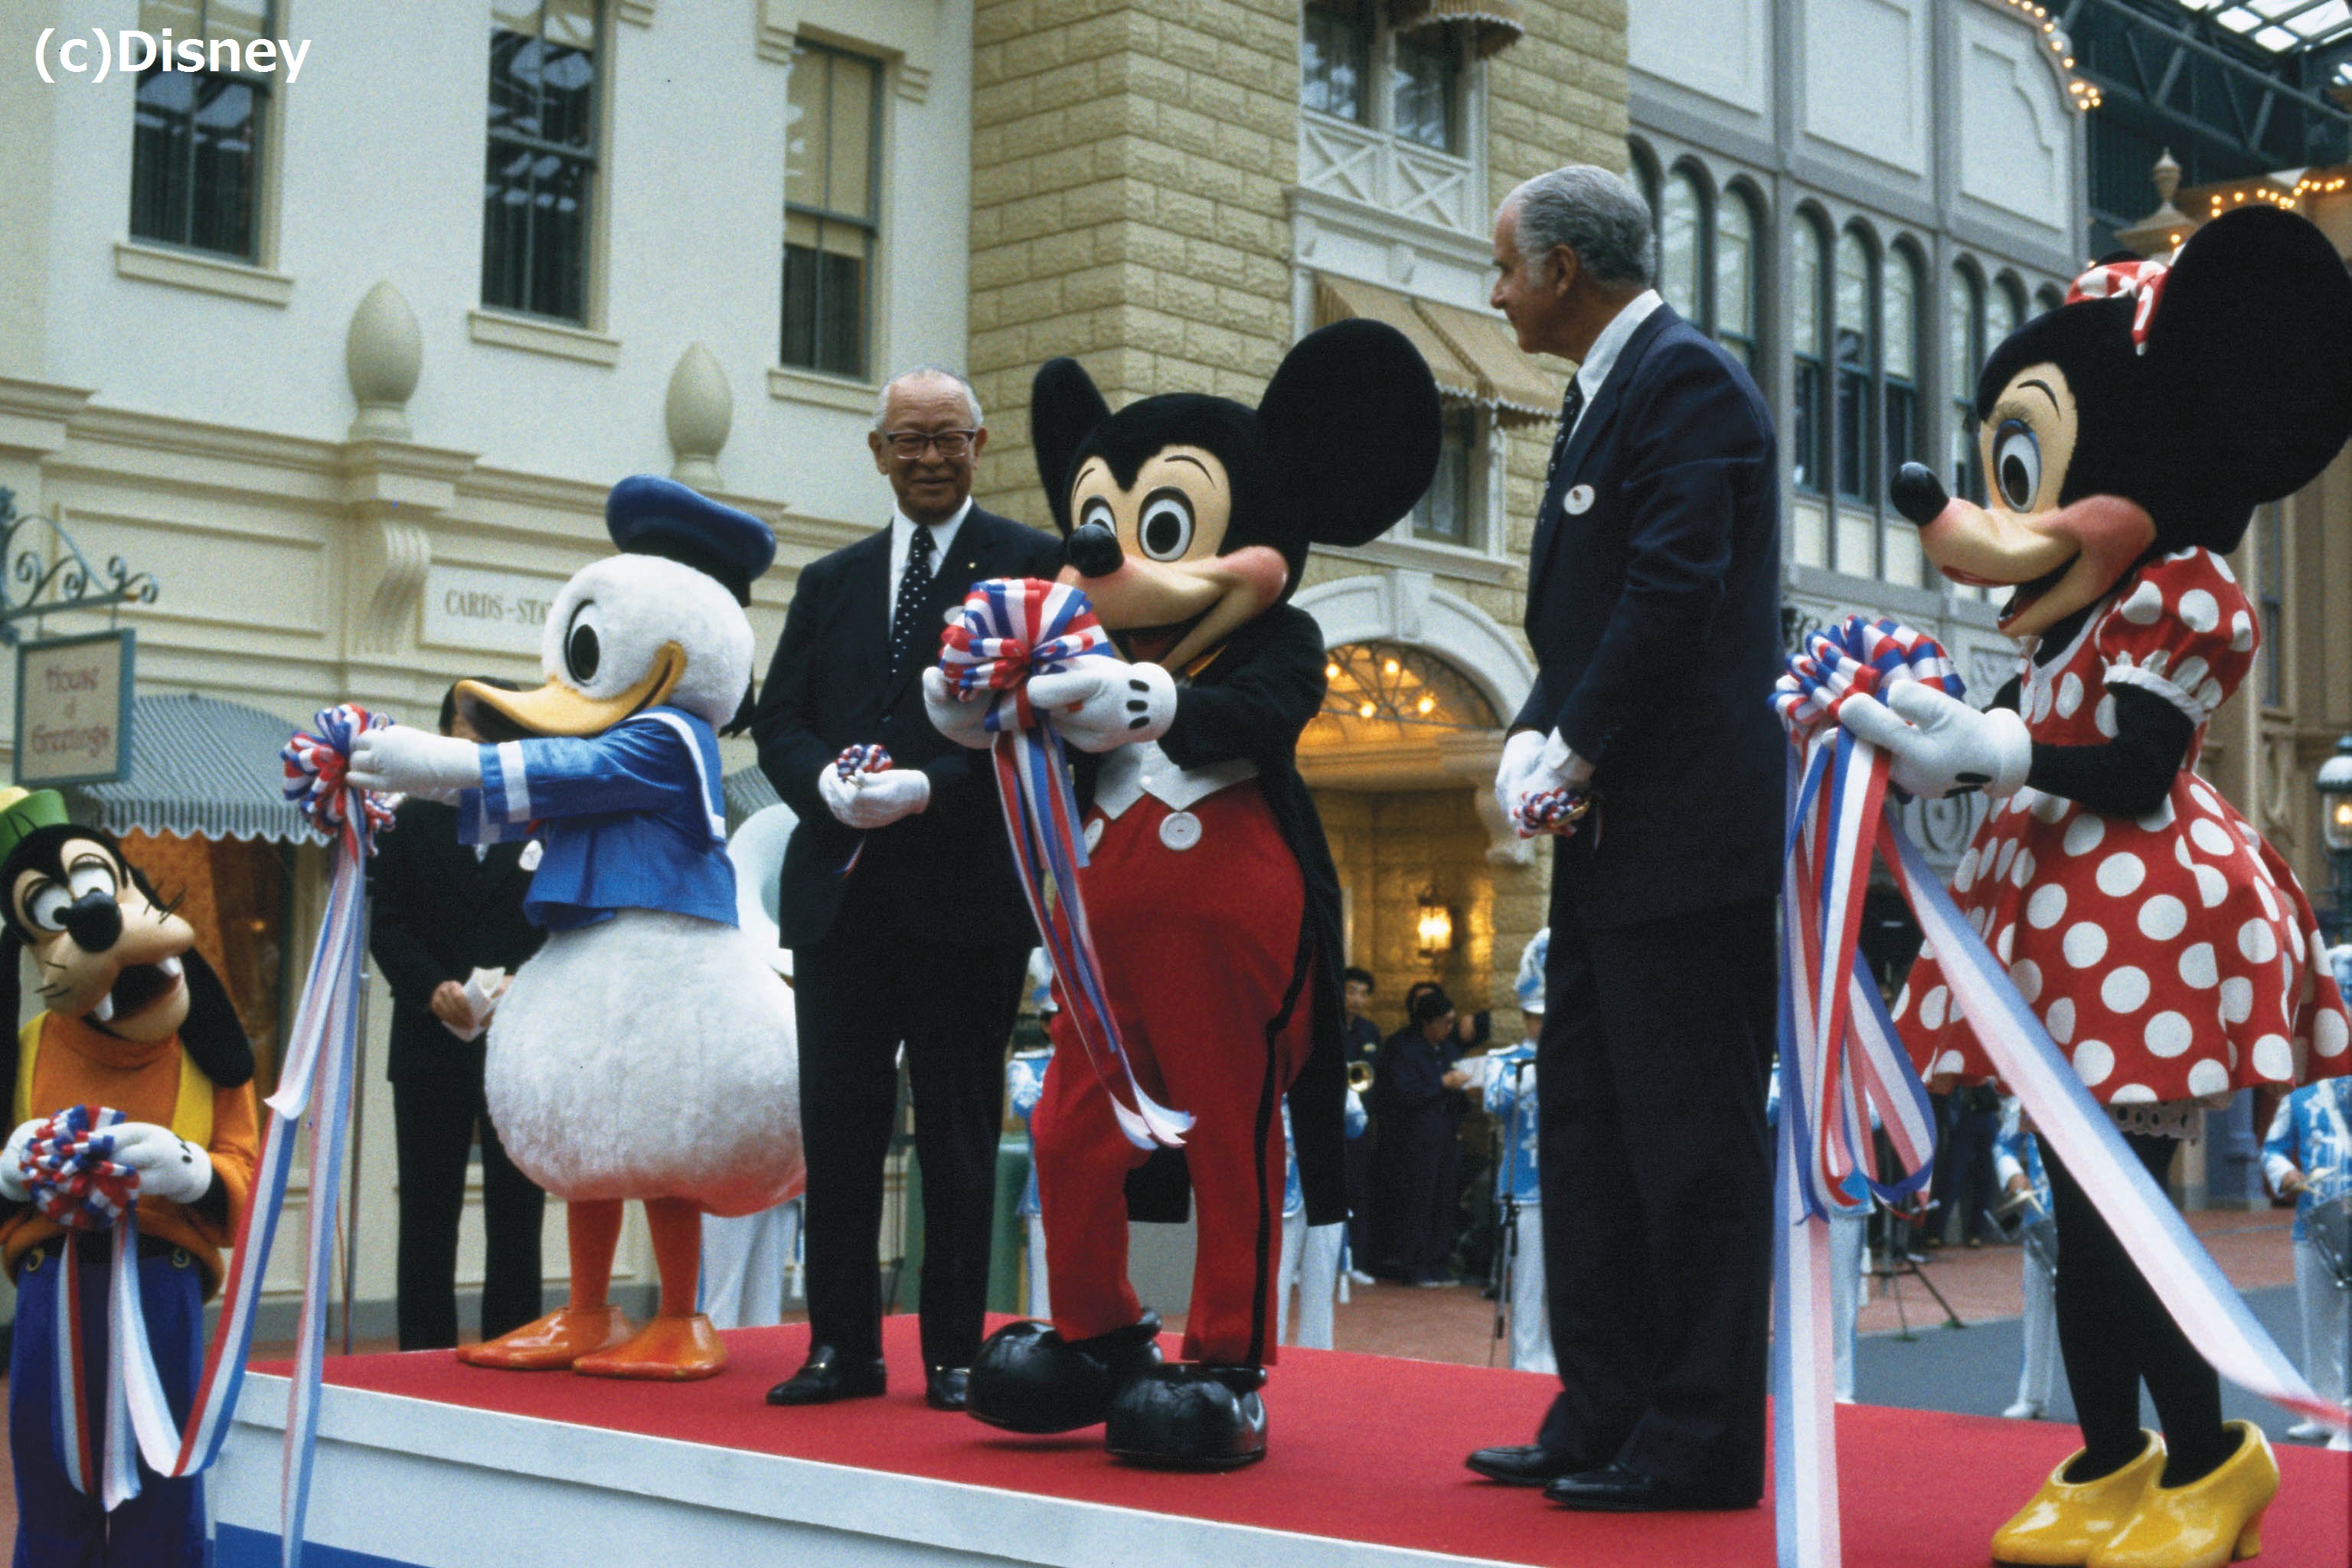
xmin=1 ymin=1011 xmax=260 ymax=1296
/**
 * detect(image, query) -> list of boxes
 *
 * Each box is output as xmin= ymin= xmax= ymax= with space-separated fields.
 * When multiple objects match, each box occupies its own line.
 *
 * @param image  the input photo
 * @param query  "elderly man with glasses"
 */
xmin=754 ymin=365 xmax=1064 ymax=1413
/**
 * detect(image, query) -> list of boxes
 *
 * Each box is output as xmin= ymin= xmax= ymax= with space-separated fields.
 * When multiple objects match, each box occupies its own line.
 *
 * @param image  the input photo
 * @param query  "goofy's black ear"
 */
xmin=1031 ymin=358 xmax=1113 ymax=536
xmin=176 ymin=946 xmax=253 ymax=1091
xmin=2145 ymin=205 xmax=2352 ymax=511
xmin=0 ymin=930 xmax=21 ymax=1119
xmin=1259 ymin=320 xmax=1442 ymax=547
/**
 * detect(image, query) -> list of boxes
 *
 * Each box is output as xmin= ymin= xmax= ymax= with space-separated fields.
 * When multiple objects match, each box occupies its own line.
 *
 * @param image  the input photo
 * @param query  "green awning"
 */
xmin=68 ymin=693 xmax=315 ymax=843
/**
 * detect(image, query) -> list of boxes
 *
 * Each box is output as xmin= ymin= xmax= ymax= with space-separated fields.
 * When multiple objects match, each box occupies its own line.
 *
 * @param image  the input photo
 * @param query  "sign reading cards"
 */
xmin=420 ymin=565 xmax=567 ymax=656
xmin=16 ymin=629 xmax=134 ymax=787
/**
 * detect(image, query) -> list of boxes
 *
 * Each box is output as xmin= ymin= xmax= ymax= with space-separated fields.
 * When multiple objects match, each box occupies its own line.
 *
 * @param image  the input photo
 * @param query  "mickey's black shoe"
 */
xmin=1104 ymin=1363 xmax=1269 ymax=1470
xmin=965 ymin=1312 xmax=1163 ymax=1434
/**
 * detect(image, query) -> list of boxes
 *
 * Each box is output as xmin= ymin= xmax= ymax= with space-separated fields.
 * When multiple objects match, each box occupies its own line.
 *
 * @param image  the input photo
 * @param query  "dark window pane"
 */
xmin=1302 ymin=0 xmax=1371 ymax=122
xmin=1884 ymin=384 xmax=1918 ymax=471
xmin=1393 ymin=30 xmax=1457 ymax=152
xmin=1793 ymin=360 xmax=1823 ymax=493
xmin=1410 ymin=407 xmax=1477 ymax=544
xmin=482 ymin=20 xmax=598 ymax=324
xmin=1836 ymin=364 xmax=1870 ymax=500
xmin=782 ymin=44 xmax=879 ymax=377
xmin=1952 ymin=400 xmax=1984 ymax=504
xmin=129 ymin=64 xmax=263 ymax=259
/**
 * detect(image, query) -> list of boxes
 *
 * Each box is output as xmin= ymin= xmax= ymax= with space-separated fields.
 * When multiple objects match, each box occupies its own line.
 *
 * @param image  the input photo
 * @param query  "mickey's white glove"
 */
xmin=107 ymin=1121 xmax=215 ymax=1206
xmin=816 ymin=762 xmax=932 ymax=830
xmin=1493 ymin=730 xmax=1547 ymax=825
xmin=1838 ymin=682 xmax=2031 ymax=800
xmin=1026 ymin=662 xmax=1177 ymax=753
xmin=348 ymin=727 xmax=482 ymax=802
xmin=921 ymin=667 xmax=996 ymax=751
xmin=0 ymin=1119 xmax=41 ymax=1203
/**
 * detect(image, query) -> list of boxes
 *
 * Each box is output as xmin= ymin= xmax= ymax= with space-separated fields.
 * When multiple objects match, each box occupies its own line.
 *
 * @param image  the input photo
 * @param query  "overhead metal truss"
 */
xmin=2063 ymin=0 xmax=2351 ymax=170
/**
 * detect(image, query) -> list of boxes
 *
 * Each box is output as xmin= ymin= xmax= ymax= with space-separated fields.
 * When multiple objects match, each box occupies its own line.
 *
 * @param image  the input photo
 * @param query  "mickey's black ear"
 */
xmin=2145 ymin=205 xmax=2352 ymax=505
xmin=1258 ymin=320 xmax=1442 ymax=547
xmin=1031 ymin=358 xmax=1112 ymax=536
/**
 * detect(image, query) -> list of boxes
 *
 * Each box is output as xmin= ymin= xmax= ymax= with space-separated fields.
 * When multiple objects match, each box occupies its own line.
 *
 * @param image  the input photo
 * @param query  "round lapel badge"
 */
xmin=1158 ymin=810 xmax=1202 ymax=852
xmin=1564 ymin=484 xmax=1596 ymax=516
xmin=1083 ymin=818 xmax=1106 ymax=852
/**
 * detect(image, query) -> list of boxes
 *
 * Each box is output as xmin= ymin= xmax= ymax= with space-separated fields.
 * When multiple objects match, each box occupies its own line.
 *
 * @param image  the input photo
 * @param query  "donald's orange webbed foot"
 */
xmin=457 ymin=1305 xmax=638 ymax=1370
xmin=572 ymin=1314 xmax=727 ymax=1381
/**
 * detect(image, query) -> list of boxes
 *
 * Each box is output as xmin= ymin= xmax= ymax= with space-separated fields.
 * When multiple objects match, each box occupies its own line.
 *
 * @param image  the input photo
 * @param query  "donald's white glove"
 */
xmin=348 ymin=727 xmax=482 ymax=802
xmin=816 ymin=761 xmax=932 ymax=830
xmin=1026 ymin=662 xmax=1177 ymax=753
xmin=1837 ymin=682 xmax=2031 ymax=800
xmin=921 ymin=667 xmax=996 ymax=751
xmin=107 ymin=1121 xmax=215 ymax=1205
xmin=0 ymin=1119 xmax=42 ymax=1203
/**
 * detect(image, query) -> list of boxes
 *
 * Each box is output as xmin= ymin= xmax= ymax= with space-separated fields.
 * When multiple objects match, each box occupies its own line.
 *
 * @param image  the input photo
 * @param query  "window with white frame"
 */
xmin=1713 ymin=191 xmax=1758 ymax=368
xmin=782 ymin=43 xmax=881 ymax=381
xmin=1948 ymin=263 xmax=1986 ymax=505
xmin=132 ymin=0 xmax=275 ymax=262
xmin=482 ymin=1 xmax=601 ymax=325
xmin=1881 ymin=245 xmax=1924 ymax=586
xmin=1408 ymin=405 xmax=1482 ymax=547
xmin=1298 ymin=2 xmax=1478 ymax=231
xmin=1632 ymin=150 xmax=1762 ymax=368
xmin=1833 ymin=227 xmax=1874 ymax=514
xmin=1792 ymin=214 xmax=1830 ymax=501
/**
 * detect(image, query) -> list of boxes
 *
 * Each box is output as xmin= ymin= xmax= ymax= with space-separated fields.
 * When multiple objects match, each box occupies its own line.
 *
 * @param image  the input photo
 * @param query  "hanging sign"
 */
xmin=16 ymin=628 xmax=134 ymax=787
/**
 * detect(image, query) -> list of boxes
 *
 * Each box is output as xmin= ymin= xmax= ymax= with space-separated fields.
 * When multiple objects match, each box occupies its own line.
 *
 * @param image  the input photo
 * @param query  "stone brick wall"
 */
xmin=968 ymin=0 xmax=1299 ymax=526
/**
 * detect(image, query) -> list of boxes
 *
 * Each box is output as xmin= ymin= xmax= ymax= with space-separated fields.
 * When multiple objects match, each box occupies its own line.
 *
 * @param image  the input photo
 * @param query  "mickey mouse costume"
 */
xmin=927 ymin=320 xmax=1439 ymax=1468
xmin=1847 ymin=205 xmax=2352 ymax=1568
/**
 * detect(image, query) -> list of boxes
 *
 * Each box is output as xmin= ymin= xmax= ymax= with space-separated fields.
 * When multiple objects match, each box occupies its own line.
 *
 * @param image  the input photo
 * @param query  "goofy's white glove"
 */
xmin=920 ymin=667 xmax=996 ymax=751
xmin=1837 ymin=682 xmax=2031 ymax=800
xmin=348 ymin=727 xmax=482 ymax=802
xmin=816 ymin=760 xmax=932 ymax=830
xmin=0 ymin=1118 xmax=42 ymax=1203
xmin=107 ymin=1121 xmax=214 ymax=1205
xmin=1026 ymin=662 xmax=1177 ymax=753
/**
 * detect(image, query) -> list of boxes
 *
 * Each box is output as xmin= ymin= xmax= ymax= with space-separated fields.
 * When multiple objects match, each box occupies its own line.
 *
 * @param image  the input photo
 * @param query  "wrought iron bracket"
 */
xmin=0 ymin=488 xmax=159 ymax=647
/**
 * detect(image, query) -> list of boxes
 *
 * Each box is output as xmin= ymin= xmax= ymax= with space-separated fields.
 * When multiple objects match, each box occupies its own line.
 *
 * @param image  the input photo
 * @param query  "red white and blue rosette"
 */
xmin=23 ymin=1106 xmax=139 ymax=1231
xmin=941 ymin=579 xmax=1193 ymax=1150
xmin=1765 ymin=616 xmax=2341 ymax=1568
xmin=283 ymin=704 xmax=395 ymax=846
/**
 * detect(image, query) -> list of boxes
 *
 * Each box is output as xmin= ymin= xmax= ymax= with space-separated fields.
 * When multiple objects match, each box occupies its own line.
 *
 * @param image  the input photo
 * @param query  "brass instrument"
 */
xmin=1347 ymin=1060 xmax=1374 ymax=1094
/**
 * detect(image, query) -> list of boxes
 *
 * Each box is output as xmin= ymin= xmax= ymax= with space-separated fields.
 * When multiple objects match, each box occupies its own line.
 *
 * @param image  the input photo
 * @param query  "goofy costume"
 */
xmin=0 ymin=788 xmax=259 ymax=1566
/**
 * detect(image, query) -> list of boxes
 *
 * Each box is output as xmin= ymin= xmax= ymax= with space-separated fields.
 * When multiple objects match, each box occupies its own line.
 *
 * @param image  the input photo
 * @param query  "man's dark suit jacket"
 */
xmin=1514 ymin=305 xmax=1785 ymax=929
xmin=753 ymin=505 xmax=1066 ymax=947
xmin=369 ymin=799 xmax=545 ymax=1080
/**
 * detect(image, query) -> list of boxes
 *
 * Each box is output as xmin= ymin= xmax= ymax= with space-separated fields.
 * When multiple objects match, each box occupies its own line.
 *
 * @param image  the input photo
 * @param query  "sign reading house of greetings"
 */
xmin=15 ymin=628 xmax=134 ymax=787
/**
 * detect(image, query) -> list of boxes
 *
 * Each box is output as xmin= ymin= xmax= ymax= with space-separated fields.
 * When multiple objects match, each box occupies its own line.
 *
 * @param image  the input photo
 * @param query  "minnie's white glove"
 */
xmin=816 ymin=762 xmax=932 ymax=830
xmin=1837 ymin=682 xmax=2032 ymax=800
xmin=0 ymin=1119 xmax=42 ymax=1203
xmin=921 ymin=667 xmax=996 ymax=750
xmin=1026 ymin=662 xmax=1177 ymax=753
xmin=107 ymin=1122 xmax=215 ymax=1206
xmin=348 ymin=727 xmax=482 ymax=801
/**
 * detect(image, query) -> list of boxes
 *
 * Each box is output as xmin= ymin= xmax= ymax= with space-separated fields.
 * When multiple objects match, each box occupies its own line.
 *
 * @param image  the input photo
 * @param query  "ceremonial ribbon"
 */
xmin=940 ymin=578 xmax=1193 ymax=1150
xmin=21 ymin=704 xmax=384 ymax=1561
xmin=1768 ymin=619 xmax=2343 ymax=1568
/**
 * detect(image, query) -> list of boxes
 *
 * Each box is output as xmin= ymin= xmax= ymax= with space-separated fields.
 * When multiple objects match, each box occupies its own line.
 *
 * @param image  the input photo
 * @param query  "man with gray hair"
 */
xmin=754 ymin=364 xmax=1064 ymax=1413
xmin=1465 ymin=165 xmax=1785 ymax=1512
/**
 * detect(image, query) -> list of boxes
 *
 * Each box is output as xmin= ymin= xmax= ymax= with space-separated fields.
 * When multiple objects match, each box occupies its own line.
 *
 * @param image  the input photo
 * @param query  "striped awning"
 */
xmin=68 ymin=693 xmax=315 ymax=844
xmin=1314 ymin=273 xmax=1565 ymax=429
xmin=722 ymin=764 xmax=782 ymax=834
xmin=1388 ymin=0 xmax=1524 ymax=56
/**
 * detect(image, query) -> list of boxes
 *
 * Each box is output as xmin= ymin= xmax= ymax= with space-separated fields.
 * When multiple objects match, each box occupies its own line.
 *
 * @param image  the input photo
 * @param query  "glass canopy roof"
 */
xmin=2171 ymin=0 xmax=2352 ymax=55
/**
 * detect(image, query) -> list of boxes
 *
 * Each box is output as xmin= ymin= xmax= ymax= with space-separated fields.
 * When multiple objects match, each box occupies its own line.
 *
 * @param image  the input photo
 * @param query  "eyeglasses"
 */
xmin=881 ymin=429 xmax=978 ymax=459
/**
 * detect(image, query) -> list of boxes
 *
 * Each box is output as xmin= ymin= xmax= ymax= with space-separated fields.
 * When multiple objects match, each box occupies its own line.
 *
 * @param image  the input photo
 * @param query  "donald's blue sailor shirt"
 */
xmin=1467 ymin=1047 xmax=1540 ymax=1205
xmin=2262 ymin=1078 xmax=2352 ymax=1243
xmin=459 ymin=706 xmax=735 ymax=932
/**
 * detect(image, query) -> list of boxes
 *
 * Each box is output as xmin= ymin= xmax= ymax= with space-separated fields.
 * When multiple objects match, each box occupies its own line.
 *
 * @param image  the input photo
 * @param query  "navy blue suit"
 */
xmin=1517 ymin=304 xmax=1783 ymax=1501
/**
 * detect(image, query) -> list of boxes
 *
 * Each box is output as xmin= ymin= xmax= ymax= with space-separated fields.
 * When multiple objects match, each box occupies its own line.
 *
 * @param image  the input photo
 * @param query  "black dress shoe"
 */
xmin=1543 ymin=1461 xmax=1755 ymax=1513
xmin=1465 ymin=1443 xmax=1586 ymax=1486
xmin=1105 ymin=1363 xmax=1269 ymax=1469
xmin=926 ymin=1366 xmax=969 ymax=1411
xmin=766 ymin=1345 xmax=887 ymax=1406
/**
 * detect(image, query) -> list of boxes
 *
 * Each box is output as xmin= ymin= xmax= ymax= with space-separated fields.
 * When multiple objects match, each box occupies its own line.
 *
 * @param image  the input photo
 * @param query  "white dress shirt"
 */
xmin=886 ymin=497 xmax=972 ymax=619
xmin=1563 ymin=288 xmax=1663 ymax=444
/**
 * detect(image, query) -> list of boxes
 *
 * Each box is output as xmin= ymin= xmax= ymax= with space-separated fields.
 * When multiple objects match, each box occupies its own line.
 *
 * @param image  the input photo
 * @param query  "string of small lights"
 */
xmin=1998 ymin=0 xmax=2104 ymax=110
xmin=2203 ymin=171 xmax=2351 ymax=218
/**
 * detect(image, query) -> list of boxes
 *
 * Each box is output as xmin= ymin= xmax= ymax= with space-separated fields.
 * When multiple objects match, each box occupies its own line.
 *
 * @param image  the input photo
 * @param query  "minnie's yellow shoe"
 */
xmin=1991 ymin=1431 xmax=2165 ymax=1566
xmin=2087 ymin=1421 xmax=2278 ymax=1568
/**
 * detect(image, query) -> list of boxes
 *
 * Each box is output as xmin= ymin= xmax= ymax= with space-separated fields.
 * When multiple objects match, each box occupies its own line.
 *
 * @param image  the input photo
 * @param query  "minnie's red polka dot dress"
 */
xmin=1894 ymin=547 xmax=2352 ymax=1107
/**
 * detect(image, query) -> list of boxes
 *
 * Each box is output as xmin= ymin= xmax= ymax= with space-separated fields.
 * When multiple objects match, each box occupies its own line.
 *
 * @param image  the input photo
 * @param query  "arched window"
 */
xmin=1792 ymin=214 xmax=1829 ymax=501
xmin=1833 ymin=227 xmax=1873 ymax=513
xmin=1658 ymin=167 xmax=1706 ymax=325
xmin=1880 ymin=243 xmax=1924 ymax=586
xmin=2035 ymin=283 xmax=2065 ymax=316
xmin=1989 ymin=276 xmax=2024 ymax=351
xmin=1626 ymin=139 xmax=1661 ymax=220
xmin=1946 ymin=264 xmax=1985 ymax=506
xmin=1713 ymin=186 xmax=1758 ymax=368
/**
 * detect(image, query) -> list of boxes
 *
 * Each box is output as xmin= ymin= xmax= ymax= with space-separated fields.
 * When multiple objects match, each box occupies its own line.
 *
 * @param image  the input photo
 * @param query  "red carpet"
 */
xmin=276 ymin=1317 xmax=2352 ymax=1566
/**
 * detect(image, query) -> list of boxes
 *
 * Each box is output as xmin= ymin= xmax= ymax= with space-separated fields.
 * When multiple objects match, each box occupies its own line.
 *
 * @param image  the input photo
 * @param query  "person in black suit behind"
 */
xmin=370 ymin=681 xmax=548 ymax=1351
xmin=1465 ymin=166 xmax=1785 ymax=1512
xmin=754 ymin=365 xmax=1064 ymax=1412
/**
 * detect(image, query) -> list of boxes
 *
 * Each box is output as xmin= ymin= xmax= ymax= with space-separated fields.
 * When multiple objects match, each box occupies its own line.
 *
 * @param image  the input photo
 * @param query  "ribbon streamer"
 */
xmin=21 ymin=705 xmax=385 ymax=1563
xmin=1768 ymin=618 xmax=2341 ymax=1568
xmin=940 ymin=578 xmax=1193 ymax=1150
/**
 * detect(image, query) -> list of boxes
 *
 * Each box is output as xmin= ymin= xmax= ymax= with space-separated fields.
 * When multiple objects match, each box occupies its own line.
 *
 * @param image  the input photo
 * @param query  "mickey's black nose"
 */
xmin=60 ymin=891 xmax=122 ymax=953
xmin=1890 ymin=463 xmax=1949 ymax=528
xmin=1066 ymin=521 xmax=1123 ymax=579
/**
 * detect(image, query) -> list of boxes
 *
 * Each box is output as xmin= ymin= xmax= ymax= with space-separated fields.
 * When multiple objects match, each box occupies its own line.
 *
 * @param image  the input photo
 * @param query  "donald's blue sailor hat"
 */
xmin=606 ymin=475 xmax=776 ymax=606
